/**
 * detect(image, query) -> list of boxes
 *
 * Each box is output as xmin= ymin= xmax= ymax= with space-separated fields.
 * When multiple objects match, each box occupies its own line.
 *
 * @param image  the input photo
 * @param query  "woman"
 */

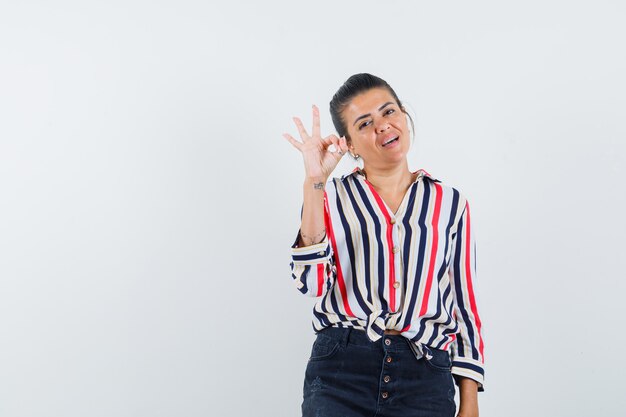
xmin=282 ymin=73 xmax=484 ymax=417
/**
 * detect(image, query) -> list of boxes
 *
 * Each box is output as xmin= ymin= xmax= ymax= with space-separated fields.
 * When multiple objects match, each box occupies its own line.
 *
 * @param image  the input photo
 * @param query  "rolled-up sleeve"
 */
xmin=289 ymin=230 xmax=335 ymax=297
xmin=448 ymin=198 xmax=485 ymax=391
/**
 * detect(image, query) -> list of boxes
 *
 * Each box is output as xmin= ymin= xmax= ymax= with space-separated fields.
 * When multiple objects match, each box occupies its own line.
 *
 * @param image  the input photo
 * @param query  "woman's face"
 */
xmin=342 ymin=87 xmax=410 ymax=169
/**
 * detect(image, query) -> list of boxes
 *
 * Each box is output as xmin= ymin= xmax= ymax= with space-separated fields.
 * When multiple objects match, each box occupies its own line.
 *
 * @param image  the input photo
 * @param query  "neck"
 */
xmin=361 ymin=161 xmax=415 ymax=193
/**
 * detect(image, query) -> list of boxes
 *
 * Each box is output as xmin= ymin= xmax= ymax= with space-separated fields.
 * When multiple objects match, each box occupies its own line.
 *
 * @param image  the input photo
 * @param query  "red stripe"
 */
xmin=316 ymin=263 xmax=324 ymax=297
xmin=418 ymin=183 xmax=443 ymax=316
xmin=463 ymin=202 xmax=484 ymax=358
xmin=323 ymin=191 xmax=355 ymax=317
xmin=363 ymin=180 xmax=396 ymax=312
xmin=443 ymin=333 xmax=456 ymax=350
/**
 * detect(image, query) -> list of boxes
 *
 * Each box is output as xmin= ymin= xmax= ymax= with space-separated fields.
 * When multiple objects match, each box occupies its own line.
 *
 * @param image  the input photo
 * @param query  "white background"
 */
xmin=1 ymin=1 xmax=625 ymax=416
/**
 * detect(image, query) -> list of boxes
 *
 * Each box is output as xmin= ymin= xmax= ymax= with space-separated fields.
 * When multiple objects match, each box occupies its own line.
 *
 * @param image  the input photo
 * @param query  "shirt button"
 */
xmin=382 ymin=392 xmax=389 ymax=399
xmin=317 ymin=251 xmax=325 ymax=256
xmin=393 ymin=281 xmax=400 ymax=289
xmin=384 ymin=375 xmax=391 ymax=383
xmin=390 ymin=218 xmax=396 ymax=224
xmin=392 ymin=246 xmax=399 ymax=253
xmin=384 ymin=339 xmax=391 ymax=346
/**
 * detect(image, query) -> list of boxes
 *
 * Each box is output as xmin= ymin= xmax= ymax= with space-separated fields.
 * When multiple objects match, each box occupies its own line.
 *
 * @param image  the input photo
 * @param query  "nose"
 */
xmin=375 ymin=121 xmax=390 ymax=134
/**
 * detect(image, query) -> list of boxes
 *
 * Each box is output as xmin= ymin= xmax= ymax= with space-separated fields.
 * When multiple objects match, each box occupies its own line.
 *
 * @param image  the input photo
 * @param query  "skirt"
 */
xmin=301 ymin=327 xmax=456 ymax=417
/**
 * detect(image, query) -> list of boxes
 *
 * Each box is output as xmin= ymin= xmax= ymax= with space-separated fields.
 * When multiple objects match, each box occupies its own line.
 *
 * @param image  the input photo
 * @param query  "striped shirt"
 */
xmin=289 ymin=168 xmax=485 ymax=390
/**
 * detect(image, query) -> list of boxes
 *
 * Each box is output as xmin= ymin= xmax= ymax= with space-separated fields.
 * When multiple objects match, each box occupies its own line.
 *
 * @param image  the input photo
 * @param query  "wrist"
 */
xmin=304 ymin=177 xmax=327 ymax=188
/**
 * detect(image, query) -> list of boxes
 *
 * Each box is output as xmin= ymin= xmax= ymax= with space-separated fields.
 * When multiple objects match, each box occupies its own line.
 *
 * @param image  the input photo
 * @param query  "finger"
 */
xmin=325 ymin=134 xmax=341 ymax=155
xmin=312 ymin=105 xmax=321 ymax=139
xmin=333 ymin=135 xmax=347 ymax=153
xmin=321 ymin=134 xmax=340 ymax=154
xmin=339 ymin=136 xmax=349 ymax=153
xmin=292 ymin=117 xmax=310 ymax=141
xmin=329 ymin=135 xmax=342 ymax=156
xmin=282 ymin=133 xmax=303 ymax=151
xmin=320 ymin=134 xmax=334 ymax=146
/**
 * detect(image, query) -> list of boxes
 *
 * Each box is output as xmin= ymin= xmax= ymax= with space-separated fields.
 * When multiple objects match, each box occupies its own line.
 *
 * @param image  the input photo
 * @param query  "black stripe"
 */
xmin=452 ymin=207 xmax=479 ymax=360
xmin=405 ymin=183 xmax=431 ymax=334
xmin=334 ymin=181 xmax=371 ymax=317
xmin=291 ymin=247 xmax=329 ymax=262
xmin=298 ymin=265 xmax=310 ymax=294
xmin=343 ymin=179 xmax=374 ymax=304
xmin=426 ymin=189 xmax=461 ymax=346
xmin=451 ymin=361 xmax=484 ymax=376
xmin=313 ymin=309 xmax=331 ymax=328
xmin=352 ymin=178 xmax=388 ymax=313
xmin=401 ymin=183 xmax=418 ymax=311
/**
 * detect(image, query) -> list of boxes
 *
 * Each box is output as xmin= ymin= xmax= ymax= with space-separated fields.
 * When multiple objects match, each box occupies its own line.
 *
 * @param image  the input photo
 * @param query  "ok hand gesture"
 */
xmin=282 ymin=105 xmax=349 ymax=182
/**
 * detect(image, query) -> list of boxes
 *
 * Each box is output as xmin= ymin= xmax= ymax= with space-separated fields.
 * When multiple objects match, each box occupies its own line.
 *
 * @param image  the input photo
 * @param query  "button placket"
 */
xmin=381 ymin=338 xmax=395 ymax=402
xmin=390 ymin=220 xmax=404 ymax=310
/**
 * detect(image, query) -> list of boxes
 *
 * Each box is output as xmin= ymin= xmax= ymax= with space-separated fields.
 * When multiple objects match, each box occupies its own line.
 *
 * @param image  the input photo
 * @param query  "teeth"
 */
xmin=383 ymin=137 xmax=398 ymax=146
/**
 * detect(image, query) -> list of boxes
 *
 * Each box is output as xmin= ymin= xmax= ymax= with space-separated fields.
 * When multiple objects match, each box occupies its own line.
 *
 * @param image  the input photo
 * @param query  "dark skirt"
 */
xmin=302 ymin=327 xmax=456 ymax=417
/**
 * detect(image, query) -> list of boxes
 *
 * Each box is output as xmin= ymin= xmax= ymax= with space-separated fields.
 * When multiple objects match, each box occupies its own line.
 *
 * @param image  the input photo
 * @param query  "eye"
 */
xmin=358 ymin=120 xmax=371 ymax=130
xmin=384 ymin=108 xmax=395 ymax=115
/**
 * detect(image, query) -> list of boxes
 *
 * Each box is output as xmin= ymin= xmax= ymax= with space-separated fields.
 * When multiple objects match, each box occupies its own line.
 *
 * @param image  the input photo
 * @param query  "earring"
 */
xmin=349 ymin=145 xmax=360 ymax=160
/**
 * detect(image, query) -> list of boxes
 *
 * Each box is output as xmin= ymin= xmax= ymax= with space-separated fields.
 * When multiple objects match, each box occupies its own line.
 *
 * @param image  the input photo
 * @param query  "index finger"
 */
xmin=312 ymin=104 xmax=321 ymax=139
xmin=292 ymin=116 xmax=310 ymax=140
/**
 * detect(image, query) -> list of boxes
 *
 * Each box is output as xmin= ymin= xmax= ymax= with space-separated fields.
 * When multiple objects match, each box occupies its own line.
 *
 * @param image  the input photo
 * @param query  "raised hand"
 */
xmin=282 ymin=104 xmax=349 ymax=182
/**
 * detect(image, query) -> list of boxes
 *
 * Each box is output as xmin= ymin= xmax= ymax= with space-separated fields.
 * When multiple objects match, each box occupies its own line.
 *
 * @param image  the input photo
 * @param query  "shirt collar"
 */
xmin=342 ymin=167 xmax=439 ymax=183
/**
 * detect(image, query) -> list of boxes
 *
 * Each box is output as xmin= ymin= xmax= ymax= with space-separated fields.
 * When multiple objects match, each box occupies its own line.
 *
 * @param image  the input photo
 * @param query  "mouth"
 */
xmin=382 ymin=136 xmax=399 ymax=147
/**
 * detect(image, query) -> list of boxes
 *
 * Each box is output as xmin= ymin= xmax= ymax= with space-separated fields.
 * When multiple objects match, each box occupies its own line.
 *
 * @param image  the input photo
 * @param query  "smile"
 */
xmin=382 ymin=136 xmax=399 ymax=147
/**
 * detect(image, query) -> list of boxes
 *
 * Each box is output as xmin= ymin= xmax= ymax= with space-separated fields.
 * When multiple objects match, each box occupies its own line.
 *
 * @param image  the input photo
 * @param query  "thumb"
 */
xmin=327 ymin=134 xmax=345 ymax=158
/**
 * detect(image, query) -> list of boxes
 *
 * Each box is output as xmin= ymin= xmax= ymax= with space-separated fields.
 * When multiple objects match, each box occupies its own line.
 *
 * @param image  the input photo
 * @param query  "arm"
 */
xmin=282 ymin=103 xmax=348 ymax=248
xmin=298 ymin=177 xmax=327 ymax=247
xmin=289 ymin=179 xmax=336 ymax=297
xmin=448 ymin=198 xmax=485 ymax=399
xmin=282 ymin=104 xmax=348 ymax=298
xmin=457 ymin=377 xmax=479 ymax=417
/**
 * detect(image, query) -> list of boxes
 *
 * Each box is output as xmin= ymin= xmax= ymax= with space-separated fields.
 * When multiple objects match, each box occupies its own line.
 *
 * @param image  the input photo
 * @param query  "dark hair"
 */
xmin=329 ymin=73 xmax=415 ymax=144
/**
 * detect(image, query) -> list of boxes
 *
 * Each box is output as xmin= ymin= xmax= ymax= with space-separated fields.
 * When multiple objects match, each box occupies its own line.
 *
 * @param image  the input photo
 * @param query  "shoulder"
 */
xmin=420 ymin=170 xmax=470 ymax=212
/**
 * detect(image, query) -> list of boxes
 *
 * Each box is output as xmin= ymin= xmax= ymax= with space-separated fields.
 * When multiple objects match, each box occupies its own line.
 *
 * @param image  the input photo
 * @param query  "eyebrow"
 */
xmin=353 ymin=102 xmax=395 ymax=126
